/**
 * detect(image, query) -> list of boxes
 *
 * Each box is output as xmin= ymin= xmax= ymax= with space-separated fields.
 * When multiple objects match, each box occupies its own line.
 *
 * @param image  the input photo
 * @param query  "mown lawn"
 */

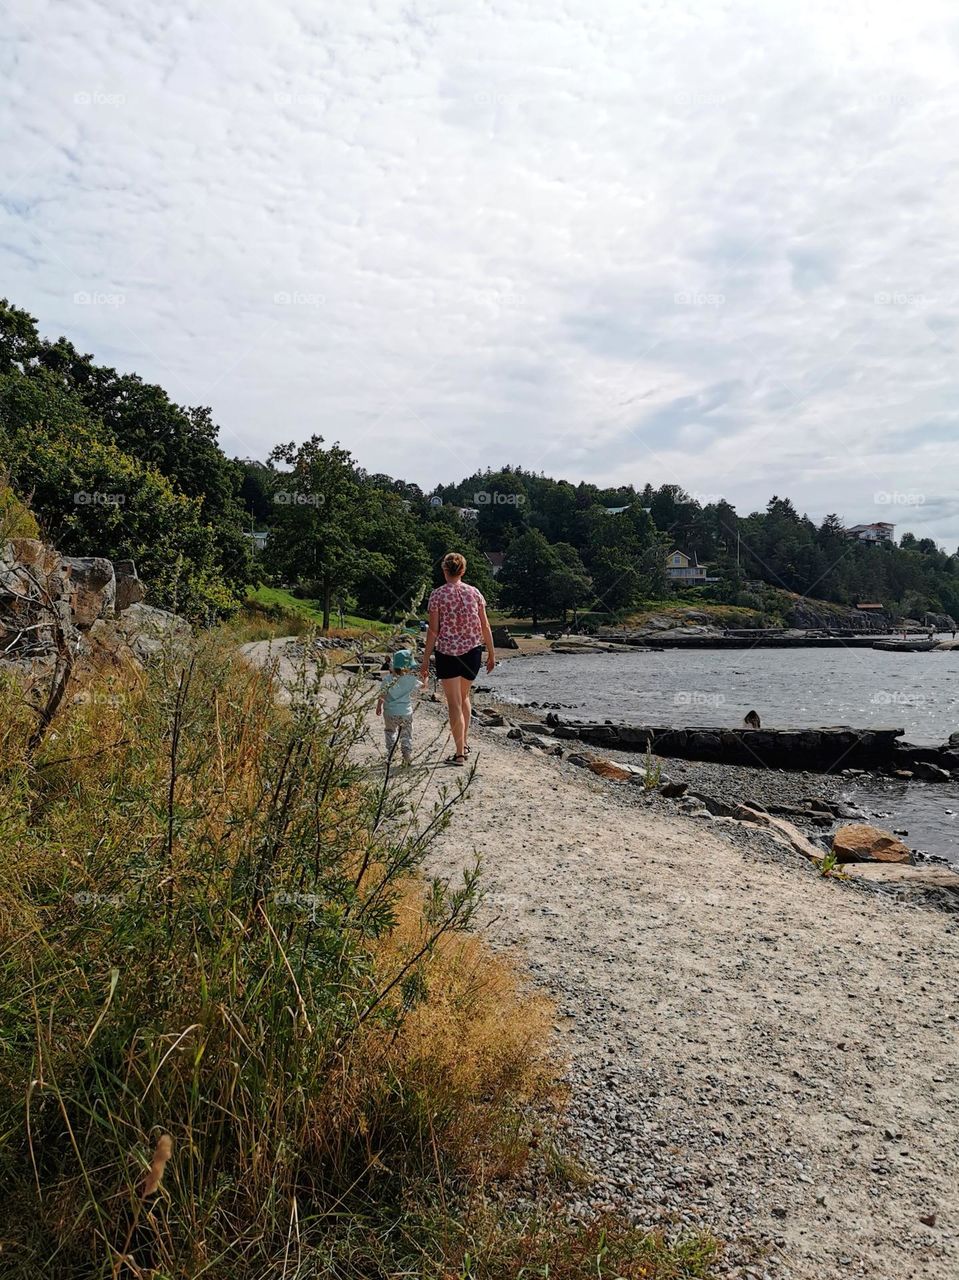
xmin=245 ymin=584 xmax=394 ymax=632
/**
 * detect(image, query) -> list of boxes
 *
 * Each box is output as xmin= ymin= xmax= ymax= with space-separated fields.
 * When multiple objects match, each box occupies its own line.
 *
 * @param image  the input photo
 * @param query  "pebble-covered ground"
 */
xmin=415 ymin=698 xmax=959 ymax=1280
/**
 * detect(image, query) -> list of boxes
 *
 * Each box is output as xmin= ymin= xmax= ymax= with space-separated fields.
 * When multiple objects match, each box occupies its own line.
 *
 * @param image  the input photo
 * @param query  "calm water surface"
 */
xmin=488 ymin=648 xmax=959 ymax=865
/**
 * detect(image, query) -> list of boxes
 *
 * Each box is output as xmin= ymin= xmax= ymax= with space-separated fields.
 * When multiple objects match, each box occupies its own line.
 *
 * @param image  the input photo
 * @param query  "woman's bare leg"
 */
xmin=460 ymin=677 xmax=473 ymax=751
xmin=441 ymin=678 xmax=466 ymax=755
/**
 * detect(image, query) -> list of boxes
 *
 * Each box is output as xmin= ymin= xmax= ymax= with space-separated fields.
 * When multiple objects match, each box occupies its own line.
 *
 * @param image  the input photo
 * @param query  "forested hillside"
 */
xmin=434 ymin=468 xmax=959 ymax=622
xmin=0 ymin=299 xmax=251 ymax=619
xmin=3 ymin=302 xmax=957 ymax=626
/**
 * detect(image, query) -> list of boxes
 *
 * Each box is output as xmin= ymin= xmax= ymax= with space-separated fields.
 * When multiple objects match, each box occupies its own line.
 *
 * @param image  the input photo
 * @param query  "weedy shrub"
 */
xmin=0 ymin=636 xmax=557 ymax=1277
xmin=643 ymin=744 xmax=663 ymax=790
xmin=818 ymin=848 xmax=847 ymax=879
xmin=449 ymin=1211 xmax=722 ymax=1278
xmin=225 ymin=596 xmax=316 ymax=641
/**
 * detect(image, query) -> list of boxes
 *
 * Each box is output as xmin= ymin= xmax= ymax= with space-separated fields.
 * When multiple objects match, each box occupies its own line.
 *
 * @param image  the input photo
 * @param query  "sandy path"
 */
xmin=416 ymin=705 xmax=958 ymax=1280
xmin=243 ymin=641 xmax=959 ymax=1280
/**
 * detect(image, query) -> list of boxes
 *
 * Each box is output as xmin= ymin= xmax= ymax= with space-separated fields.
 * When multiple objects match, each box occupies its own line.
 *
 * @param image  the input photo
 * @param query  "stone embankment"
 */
xmin=544 ymin=716 xmax=959 ymax=778
xmin=0 ymin=535 xmax=187 ymax=666
xmin=1 ymin=536 xmax=145 ymax=651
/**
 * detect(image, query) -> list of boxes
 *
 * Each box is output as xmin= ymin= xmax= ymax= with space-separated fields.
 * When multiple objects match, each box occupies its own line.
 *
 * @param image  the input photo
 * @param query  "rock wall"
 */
xmin=0 ymin=537 xmax=146 ymax=659
xmin=546 ymin=717 xmax=959 ymax=776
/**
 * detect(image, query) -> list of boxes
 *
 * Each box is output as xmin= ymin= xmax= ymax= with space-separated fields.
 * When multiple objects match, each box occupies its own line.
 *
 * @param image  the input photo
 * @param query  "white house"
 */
xmin=665 ymin=549 xmax=715 ymax=584
xmin=456 ymin=506 xmax=479 ymax=520
xmin=244 ymin=530 xmax=270 ymax=553
xmin=845 ymin=523 xmax=895 ymax=543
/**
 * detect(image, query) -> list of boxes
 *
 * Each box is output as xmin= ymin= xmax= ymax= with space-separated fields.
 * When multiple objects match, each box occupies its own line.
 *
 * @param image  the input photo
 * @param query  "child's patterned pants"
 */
xmin=383 ymin=713 xmax=414 ymax=762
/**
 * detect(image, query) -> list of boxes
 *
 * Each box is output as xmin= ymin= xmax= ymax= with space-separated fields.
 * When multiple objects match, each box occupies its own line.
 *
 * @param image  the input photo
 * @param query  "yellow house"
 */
xmin=665 ymin=549 xmax=709 ymax=584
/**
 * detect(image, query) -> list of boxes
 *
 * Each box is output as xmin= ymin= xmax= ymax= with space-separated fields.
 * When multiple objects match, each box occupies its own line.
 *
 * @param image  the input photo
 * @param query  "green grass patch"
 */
xmin=222 ymin=585 xmax=397 ymax=642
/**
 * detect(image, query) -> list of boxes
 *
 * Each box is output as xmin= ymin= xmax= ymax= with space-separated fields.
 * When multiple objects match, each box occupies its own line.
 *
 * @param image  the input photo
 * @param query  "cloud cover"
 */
xmin=3 ymin=0 xmax=959 ymax=541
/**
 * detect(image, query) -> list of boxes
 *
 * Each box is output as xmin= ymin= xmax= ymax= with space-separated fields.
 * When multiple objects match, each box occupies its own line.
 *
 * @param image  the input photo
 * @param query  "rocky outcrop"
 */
xmin=549 ymin=719 xmax=907 ymax=771
xmin=831 ymin=825 xmax=912 ymax=864
xmin=546 ymin=716 xmax=959 ymax=777
xmin=1 ymin=537 xmax=147 ymax=660
xmin=90 ymin=602 xmax=190 ymax=666
xmin=61 ymin=556 xmax=116 ymax=627
xmin=491 ymin=624 xmax=519 ymax=650
xmin=784 ymin=599 xmax=889 ymax=632
xmin=925 ymin=611 xmax=957 ymax=631
xmin=114 ymin=560 xmax=147 ymax=611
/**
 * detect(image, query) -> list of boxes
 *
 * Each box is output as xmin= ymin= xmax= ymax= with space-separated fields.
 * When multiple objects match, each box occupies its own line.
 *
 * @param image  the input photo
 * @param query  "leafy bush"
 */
xmin=0 ymin=637 xmax=556 ymax=1277
xmin=0 ymin=475 xmax=39 ymax=540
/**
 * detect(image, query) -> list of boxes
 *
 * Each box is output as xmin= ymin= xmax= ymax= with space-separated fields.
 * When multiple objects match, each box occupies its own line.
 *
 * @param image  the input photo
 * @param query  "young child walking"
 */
xmin=375 ymin=649 xmax=423 ymax=766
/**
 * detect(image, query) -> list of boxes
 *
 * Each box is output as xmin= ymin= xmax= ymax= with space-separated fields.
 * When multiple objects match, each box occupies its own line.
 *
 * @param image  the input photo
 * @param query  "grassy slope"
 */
xmin=0 ymin=634 xmax=722 ymax=1278
xmin=246 ymin=583 xmax=393 ymax=631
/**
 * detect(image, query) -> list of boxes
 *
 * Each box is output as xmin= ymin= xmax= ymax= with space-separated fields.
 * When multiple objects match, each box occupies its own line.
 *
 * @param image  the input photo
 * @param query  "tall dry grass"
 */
xmin=0 ymin=635 xmax=556 ymax=1277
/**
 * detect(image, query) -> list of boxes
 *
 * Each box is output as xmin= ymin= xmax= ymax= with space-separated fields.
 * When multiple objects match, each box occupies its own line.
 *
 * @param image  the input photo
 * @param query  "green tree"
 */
xmin=473 ymin=470 xmax=530 ymax=548
xmin=266 ymin=437 xmax=379 ymax=629
xmin=547 ymin=542 xmax=592 ymax=624
xmin=352 ymin=490 xmax=431 ymax=621
xmin=498 ymin=530 xmax=561 ymax=627
xmin=417 ymin=509 xmax=497 ymax=600
xmin=0 ymin=299 xmax=250 ymax=618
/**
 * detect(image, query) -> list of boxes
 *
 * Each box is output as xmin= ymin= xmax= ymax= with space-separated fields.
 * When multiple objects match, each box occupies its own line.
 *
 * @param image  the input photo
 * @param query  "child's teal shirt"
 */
xmin=381 ymin=672 xmax=419 ymax=718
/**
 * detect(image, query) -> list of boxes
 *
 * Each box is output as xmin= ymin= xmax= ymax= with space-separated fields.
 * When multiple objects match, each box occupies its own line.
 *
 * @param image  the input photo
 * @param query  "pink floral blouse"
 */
xmin=428 ymin=582 xmax=486 ymax=655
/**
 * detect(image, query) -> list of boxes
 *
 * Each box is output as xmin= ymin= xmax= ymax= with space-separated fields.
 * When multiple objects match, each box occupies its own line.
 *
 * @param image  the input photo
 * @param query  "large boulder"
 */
xmin=831 ymin=824 xmax=912 ymax=864
xmin=62 ymin=556 xmax=116 ymax=627
xmin=3 ymin=540 xmax=162 ymax=665
xmin=92 ymin=602 xmax=191 ymax=665
xmin=491 ymin=624 xmax=519 ymax=650
xmin=114 ymin=560 xmax=147 ymax=611
xmin=912 ymin=761 xmax=951 ymax=782
xmin=1 ymin=539 xmax=76 ymax=656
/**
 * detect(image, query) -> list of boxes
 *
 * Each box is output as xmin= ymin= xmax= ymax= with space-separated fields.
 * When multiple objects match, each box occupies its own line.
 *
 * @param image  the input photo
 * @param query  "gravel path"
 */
xmin=242 ymin=641 xmax=959 ymax=1280
xmin=414 ymin=700 xmax=959 ymax=1280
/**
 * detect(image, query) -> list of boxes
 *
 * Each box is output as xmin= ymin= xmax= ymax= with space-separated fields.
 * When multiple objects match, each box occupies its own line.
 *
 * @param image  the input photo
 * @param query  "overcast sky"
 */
xmin=4 ymin=0 xmax=958 ymax=544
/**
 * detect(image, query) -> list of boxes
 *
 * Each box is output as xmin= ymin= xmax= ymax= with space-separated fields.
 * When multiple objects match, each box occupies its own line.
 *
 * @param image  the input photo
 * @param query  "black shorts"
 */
xmin=434 ymin=646 xmax=483 ymax=681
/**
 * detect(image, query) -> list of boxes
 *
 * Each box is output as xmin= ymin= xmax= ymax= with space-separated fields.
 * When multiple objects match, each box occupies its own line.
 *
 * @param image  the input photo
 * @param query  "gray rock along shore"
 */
xmin=545 ymin=716 xmax=959 ymax=777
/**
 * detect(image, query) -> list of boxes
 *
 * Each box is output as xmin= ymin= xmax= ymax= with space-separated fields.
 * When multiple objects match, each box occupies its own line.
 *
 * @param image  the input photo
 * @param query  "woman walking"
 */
xmin=420 ymin=552 xmax=496 ymax=765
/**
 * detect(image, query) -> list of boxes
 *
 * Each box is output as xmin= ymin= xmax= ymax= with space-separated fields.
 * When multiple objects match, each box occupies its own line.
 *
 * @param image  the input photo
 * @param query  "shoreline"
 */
xmin=413 ymin=694 xmax=959 ymax=1280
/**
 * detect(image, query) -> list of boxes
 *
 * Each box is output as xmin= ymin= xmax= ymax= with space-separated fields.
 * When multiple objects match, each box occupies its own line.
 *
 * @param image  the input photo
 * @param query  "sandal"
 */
xmin=445 ymin=753 xmax=467 ymax=766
